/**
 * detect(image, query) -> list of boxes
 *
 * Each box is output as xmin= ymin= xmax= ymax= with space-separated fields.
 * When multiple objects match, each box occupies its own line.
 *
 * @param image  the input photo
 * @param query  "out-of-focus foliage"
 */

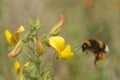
xmin=1 ymin=0 xmax=120 ymax=80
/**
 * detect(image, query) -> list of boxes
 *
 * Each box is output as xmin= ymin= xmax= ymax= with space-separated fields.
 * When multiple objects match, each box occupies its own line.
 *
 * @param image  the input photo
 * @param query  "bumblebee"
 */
xmin=81 ymin=39 xmax=109 ymax=66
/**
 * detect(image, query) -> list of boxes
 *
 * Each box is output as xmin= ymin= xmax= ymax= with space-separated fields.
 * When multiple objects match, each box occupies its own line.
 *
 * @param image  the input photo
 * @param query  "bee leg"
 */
xmin=94 ymin=56 xmax=99 ymax=66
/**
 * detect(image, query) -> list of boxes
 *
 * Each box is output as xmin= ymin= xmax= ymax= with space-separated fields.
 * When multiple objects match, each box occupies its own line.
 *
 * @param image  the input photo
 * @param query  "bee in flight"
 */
xmin=81 ymin=39 xmax=109 ymax=66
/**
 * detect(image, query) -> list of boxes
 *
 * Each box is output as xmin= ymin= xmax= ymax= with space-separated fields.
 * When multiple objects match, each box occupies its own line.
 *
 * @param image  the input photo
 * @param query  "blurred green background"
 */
xmin=0 ymin=0 xmax=120 ymax=80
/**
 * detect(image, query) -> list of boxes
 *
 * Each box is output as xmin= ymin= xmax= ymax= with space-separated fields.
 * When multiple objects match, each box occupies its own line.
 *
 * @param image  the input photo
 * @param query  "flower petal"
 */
xmin=10 ymin=32 xmax=19 ymax=46
xmin=14 ymin=61 xmax=21 ymax=74
xmin=24 ymin=62 xmax=30 ymax=67
xmin=17 ymin=25 xmax=25 ymax=33
xmin=49 ymin=36 xmax=65 ymax=53
xmin=5 ymin=29 xmax=12 ymax=45
xmin=59 ymin=45 xmax=74 ymax=59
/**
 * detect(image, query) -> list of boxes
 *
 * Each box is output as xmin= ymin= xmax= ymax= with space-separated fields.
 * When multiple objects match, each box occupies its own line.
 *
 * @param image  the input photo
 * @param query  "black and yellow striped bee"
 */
xmin=81 ymin=39 xmax=109 ymax=66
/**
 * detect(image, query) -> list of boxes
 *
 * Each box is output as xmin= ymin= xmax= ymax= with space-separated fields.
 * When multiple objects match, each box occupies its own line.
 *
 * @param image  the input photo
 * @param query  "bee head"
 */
xmin=81 ymin=43 xmax=88 ymax=52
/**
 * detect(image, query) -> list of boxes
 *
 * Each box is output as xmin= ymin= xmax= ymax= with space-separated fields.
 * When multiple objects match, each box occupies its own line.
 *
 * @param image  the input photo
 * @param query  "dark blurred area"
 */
xmin=0 ymin=0 xmax=120 ymax=80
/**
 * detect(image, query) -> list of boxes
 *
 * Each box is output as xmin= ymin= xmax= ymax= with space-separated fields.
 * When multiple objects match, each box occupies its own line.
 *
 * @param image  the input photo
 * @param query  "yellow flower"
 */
xmin=14 ymin=60 xmax=29 ymax=74
xmin=60 ymin=45 xmax=74 ymax=59
xmin=5 ymin=26 xmax=25 ymax=46
xmin=49 ymin=36 xmax=74 ymax=59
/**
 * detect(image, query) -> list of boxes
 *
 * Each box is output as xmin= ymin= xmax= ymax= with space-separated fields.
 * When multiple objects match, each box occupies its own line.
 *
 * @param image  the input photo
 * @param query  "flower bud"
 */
xmin=35 ymin=36 xmax=44 ymax=55
xmin=50 ymin=14 xmax=64 ymax=36
xmin=7 ymin=41 xmax=22 ymax=59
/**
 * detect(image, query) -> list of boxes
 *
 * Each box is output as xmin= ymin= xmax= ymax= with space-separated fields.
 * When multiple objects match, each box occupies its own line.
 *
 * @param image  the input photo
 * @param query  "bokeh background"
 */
xmin=0 ymin=0 xmax=120 ymax=80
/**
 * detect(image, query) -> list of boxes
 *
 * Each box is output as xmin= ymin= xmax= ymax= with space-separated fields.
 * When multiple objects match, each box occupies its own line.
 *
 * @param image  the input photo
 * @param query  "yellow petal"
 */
xmin=49 ymin=36 xmax=65 ymax=53
xmin=17 ymin=25 xmax=25 ymax=33
xmin=5 ymin=29 xmax=13 ymax=45
xmin=59 ymin=45 xmax=74 ymax=59
xmin=10 ymin=32 xmax=19 ymax=46
xmin=14 ymin=61 xmax=21 ymax=74
xmin=24 ymin=62 xmax=30 ymax=67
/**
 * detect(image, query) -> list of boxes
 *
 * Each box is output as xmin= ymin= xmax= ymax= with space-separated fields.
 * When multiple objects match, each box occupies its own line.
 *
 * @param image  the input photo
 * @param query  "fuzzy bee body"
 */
xmin=82 ymin=39 xmax=109 ymax=65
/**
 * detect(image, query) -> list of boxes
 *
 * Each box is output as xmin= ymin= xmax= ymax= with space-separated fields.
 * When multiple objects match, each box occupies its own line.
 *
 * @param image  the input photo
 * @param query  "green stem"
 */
xmin=40 ymin=52 xmax=57 ymax=80
xmin=23 ymin=49 xmax=33 ymax=61
xmin=25 ymin=43 xmax=34 ymax=51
